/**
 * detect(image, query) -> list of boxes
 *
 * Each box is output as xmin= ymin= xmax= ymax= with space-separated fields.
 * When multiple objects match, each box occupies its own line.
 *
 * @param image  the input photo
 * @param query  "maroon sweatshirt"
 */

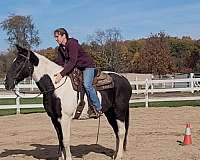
xmin=55 ymin=38 xmax=95 ymax=77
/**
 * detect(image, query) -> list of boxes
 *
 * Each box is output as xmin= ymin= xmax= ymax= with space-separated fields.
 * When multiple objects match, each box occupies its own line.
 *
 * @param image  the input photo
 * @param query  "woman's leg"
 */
xmin=83 ymin=68 xmax=101 ymax=111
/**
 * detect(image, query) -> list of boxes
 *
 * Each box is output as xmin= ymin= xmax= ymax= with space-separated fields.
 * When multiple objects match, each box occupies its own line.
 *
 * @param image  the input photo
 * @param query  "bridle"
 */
xmin=15 ymin=51 xmax=32 ymax=80
xmin=12 ymin=51 xmax=67 ymax=98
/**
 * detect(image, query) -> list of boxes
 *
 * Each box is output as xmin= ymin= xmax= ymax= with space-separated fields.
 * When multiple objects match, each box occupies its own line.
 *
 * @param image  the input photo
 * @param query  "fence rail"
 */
xmin=1 ymin=73 xmax=200 ymax=113
xmin=129 ymin=73 xmax=200 ymax=107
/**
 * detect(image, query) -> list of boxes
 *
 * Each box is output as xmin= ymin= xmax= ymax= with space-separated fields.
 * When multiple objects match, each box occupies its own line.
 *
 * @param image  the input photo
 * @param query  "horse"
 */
xmin=4 ymin=45 xmax=132 ymax=160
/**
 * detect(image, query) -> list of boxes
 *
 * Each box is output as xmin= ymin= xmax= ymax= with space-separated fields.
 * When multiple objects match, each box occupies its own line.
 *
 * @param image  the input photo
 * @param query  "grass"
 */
xmin=1 ymin=98 xmax=200 ymax=116
xmin=0 ymin=108 xmax=45 ymax=116
xmin=0 ymin=98 xmax=44 ymax=116
xmin=130 ymin=100 xmax=200 ymax=108
xmin=0 ymin=98 xmax=43 ymax=105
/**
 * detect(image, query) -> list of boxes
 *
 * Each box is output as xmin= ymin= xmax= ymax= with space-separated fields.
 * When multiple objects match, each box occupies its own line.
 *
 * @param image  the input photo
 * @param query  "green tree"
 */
xmin=87 ymin=28 xmax=130 ymax=72
xmin=124 ymin=39 xmax=145 ymax=72
xmin=0 ymin=14 xmax=40 ymax=49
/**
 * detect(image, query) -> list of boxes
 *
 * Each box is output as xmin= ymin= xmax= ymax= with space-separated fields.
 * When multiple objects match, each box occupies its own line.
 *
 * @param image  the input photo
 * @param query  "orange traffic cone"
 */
xmin=183 ymin=123 xmax=192 ymax=145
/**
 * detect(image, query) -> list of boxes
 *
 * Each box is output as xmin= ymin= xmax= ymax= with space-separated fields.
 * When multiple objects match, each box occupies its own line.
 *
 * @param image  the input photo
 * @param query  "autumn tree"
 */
xmin=0 ymin=14 xmax=40 ymax=50
xmin=138 ymin=32 xmax=175 ymax=75
xmin=38 ymin=47 xmax=57 ymax=61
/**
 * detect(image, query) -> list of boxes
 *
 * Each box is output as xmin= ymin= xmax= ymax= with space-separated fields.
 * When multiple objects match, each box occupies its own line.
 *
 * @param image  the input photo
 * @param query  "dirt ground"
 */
xmin=1 ymin=107 xmax=200 ymax=160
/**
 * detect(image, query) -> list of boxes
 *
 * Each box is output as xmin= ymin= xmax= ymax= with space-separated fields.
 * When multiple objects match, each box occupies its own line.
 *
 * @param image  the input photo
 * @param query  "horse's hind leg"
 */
xmin=105 ymin=108 xmax=126 ymax=160
xmin=123 ymin=106 xmax=129 ymax=151
xmin=115 ymin=119 xmax=126 ymax=160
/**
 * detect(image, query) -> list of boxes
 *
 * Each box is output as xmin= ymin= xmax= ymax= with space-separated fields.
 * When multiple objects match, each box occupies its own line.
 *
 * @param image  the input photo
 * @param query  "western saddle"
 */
xmin=69 ymin=68 xmax=114 ymax=119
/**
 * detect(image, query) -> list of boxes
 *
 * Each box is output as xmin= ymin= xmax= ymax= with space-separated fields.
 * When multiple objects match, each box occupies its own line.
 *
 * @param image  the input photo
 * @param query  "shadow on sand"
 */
xmin=0 ymin=143 xmax=114 ymax=159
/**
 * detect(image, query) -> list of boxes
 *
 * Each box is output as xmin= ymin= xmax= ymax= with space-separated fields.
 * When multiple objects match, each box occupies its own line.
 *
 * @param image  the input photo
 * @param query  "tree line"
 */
xmin=0 ymin=14 xmax=200 ymax=78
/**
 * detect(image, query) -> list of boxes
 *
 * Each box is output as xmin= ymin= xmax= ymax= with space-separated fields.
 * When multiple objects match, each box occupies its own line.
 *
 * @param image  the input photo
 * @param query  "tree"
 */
xmin=38 ymin=47 xmax=57 ymax=62
xmin=0 ymin=51 xmax=15 ymax=78
xmin=138 ymin=32 xmax=175 ymax=75
xmin=0 ymin=14 xmax=40 ymax=49
xmin=124 ymin=39 xmax=145 ymax=72
xmin=184 ymin=40 xmax=200 ymax=73
xmin=87 ymin=28 xmax=130 ymax=72
xmin=169 ymin=36 xmax=198 ymax=73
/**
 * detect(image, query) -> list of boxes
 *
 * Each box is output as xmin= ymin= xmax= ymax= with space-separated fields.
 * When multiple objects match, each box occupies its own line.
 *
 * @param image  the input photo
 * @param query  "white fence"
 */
xmin=0 ymin=82 xmax=43 ymax=114
xmin=1 ymin=73 xmax=200 ymax=113
xmin=129 ymin=73 xmax=200 ymax=107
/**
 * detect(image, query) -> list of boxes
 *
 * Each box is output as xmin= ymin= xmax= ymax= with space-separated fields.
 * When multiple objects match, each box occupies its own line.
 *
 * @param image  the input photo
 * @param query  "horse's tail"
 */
xmin=123 ymin=105 xmax=129 ymax=151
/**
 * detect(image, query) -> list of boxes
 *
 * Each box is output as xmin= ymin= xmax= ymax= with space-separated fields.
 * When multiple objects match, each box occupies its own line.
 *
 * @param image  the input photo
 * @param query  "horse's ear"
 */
xmin=15 ymin=44 xmax=23 ymax=52
xmin=15 ymin=44 xmax=28 ymax=54
xmin=30 ymin=51 xmax=39 ymax=66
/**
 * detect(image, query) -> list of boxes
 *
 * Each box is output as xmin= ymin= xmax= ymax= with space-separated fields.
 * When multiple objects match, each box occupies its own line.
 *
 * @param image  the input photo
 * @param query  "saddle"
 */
xmin=69 ymin=68 xmax=114 ymax=119
xmin=69 ymin=68 xmax=114 ymax=92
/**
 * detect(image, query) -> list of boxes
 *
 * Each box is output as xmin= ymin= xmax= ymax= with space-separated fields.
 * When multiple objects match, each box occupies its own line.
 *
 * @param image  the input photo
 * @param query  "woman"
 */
xmin=53 ymin=28 xmax=102 ymax=115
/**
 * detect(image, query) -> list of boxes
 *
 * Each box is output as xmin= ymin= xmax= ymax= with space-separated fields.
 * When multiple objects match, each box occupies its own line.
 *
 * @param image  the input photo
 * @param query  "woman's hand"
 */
xmin=54 ymin=73 xmax=63 ymax=84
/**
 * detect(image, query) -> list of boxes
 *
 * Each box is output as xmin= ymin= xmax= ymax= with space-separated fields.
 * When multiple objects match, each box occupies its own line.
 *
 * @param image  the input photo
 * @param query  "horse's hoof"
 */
xmin=112 ymin=155 xmax=122 ymax=160
xmin=58 ymin=157 xmax=72 ymax=160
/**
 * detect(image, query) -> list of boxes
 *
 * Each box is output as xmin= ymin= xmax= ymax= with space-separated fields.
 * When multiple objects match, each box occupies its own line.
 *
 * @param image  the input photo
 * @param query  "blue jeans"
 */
xmin=83 ymin=68 xmax=101 ymax=111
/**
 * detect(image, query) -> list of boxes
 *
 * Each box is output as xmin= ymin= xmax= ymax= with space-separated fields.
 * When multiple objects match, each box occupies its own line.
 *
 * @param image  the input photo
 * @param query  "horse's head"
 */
xmin=5 ymin=45 xmax=39 ymax=90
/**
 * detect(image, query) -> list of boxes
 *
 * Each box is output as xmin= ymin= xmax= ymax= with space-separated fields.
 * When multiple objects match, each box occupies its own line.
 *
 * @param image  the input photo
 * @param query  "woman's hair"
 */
xmin=54 ymin=28 xmax=69 ymax=39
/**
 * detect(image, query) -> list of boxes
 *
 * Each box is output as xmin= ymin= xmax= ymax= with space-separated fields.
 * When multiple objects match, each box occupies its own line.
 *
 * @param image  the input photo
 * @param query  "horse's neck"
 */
xmin=31 ymin=53 xmax=75 ymax=98
xmin=32 ymin=53 xmax=64 ymax=84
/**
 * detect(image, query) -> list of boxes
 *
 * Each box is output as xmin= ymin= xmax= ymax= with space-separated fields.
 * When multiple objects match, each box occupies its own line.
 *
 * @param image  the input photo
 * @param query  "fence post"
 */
xmin=190 ymin=73 xmax=194 ymax=93
xmin=136 ymin=77 xmax=139 ymax=94
xmin=145 ymin=79 xmax=149 ymax=108
xmin=31 ymin=78 xmax=34 ymax=91
xmin=16 ymin=85 xmax=20 ymax=114
xmin=150 ymin=79 xmax=153 ymax=94
xmin=171 ymin=76 xmax=174 ymax=88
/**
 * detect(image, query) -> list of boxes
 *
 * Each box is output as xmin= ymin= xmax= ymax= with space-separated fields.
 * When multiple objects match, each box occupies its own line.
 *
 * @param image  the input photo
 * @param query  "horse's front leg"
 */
xmin=59 ymin=113 xmax=72 ymax=160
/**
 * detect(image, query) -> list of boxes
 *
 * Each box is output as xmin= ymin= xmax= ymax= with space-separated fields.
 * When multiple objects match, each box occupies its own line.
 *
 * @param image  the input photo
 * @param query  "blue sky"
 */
xmin=0 ymin=0 xmax=200 ymax=51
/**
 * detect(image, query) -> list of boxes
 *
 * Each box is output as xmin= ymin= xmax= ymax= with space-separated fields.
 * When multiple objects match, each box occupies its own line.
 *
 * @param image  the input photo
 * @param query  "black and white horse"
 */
xmin=5 ymin=45 xmax=132 ymax=160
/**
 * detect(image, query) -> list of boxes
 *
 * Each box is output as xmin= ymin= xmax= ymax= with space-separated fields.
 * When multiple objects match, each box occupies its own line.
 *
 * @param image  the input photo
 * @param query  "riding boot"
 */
xmin=89 ymin=105 xmax=103 ymax=119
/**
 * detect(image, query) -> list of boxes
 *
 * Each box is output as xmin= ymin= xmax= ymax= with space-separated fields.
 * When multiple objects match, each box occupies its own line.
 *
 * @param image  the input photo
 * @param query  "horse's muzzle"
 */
xmin=4 ymin=79 xmax=15 ymax=90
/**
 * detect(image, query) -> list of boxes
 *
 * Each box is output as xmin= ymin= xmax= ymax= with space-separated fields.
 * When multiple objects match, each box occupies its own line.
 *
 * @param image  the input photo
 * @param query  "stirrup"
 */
xmin=89 ymin=112 xmax=100 ymax=119
xmin=90 ymin=106 xmax=103 ymax=119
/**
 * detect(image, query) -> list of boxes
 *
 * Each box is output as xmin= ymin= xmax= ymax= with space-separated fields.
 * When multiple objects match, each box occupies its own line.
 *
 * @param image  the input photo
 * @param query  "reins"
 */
xmin=12 ymin=76 xmax=68 ymax=99
xmin=96 ymin=116 xmax=101 ymax=144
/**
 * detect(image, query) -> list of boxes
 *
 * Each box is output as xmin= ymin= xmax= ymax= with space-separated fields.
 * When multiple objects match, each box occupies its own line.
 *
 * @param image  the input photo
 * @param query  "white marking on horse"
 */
xmin=115 ymin=120 xmax=125 ymax=160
